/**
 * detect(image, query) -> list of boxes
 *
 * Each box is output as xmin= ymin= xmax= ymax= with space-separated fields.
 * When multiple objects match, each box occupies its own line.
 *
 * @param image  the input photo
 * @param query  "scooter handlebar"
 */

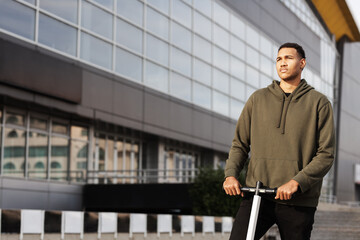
xmin=240 ymin=186 xmax=277 ymax=194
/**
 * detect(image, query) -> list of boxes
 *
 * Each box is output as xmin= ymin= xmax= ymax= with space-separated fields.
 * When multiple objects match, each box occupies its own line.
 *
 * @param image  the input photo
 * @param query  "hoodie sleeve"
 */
xmin=293 ymin=102 xmax=335 ymax=193
xmin=224 ymin=95 xmax=253 ymax=179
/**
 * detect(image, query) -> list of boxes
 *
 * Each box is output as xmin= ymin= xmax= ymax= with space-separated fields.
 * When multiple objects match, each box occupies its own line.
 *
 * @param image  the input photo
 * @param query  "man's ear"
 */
xmin=300 ymin=58 xmax=306 ymax=70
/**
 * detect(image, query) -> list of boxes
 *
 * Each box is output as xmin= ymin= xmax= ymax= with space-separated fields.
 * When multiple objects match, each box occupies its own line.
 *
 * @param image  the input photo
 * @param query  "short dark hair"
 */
xmin=278 ymin=42 xmax=306 ymax=59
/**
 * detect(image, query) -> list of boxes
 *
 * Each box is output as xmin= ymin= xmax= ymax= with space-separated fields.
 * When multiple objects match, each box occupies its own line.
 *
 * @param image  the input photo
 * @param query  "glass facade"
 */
xmin=0 ymin=0 xmax=337 ymax=120
xmin=0 ymin=107 xmax=151 ymax=184
xmin=281 ymin=0 xmax=337 ymax=105
xmin=0 ymin=0 xmax=338 ymax=198
xmin=160 ymin=144 xmax=199 ymax=183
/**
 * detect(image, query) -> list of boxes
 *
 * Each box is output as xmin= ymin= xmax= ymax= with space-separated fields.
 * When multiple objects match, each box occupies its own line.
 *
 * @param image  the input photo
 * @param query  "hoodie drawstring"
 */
xmin=277 ymin=95 xmax=285 ymax=128
xmin=278 ymin=95 xmax=293 ymax=134
xmin=269 ymin=80 xmax=314 ymax=135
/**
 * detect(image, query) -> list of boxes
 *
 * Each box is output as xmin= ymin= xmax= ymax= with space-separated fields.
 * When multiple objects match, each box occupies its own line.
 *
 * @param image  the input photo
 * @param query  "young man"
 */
xmin=223 ymin=42 xmax=335 ymax=240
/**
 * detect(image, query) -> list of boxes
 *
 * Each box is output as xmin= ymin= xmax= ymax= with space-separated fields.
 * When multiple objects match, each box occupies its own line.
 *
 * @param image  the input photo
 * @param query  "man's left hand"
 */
xmin=275 ymin=180 xmax=299 ymax=200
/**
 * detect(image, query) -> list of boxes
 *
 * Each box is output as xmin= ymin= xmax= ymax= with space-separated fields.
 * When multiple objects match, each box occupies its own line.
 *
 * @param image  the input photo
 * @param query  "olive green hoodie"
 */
xmin=225 ymin=79 xmax=335 ymax=207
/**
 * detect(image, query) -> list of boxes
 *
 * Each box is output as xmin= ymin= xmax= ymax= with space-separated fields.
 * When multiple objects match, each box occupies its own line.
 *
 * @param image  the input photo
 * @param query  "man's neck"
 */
xmin=280 ymin=78 xmax=301 ymax=93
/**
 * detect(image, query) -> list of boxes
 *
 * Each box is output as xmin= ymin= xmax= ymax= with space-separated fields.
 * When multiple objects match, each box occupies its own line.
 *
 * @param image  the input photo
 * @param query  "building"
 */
xmin=0 ymin=0 xmax=359 ymax=212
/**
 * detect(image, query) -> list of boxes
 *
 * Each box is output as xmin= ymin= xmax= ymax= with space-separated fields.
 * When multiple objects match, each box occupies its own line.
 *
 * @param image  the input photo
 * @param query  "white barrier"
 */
xmin=98 ymin=212 xmax=118 ymax=239
xmin=222 ymin=216 xmax=233 ymax=235
xmin=129 ymin=213 xmax=147 ymax=238
xmin=2 ymin=209 xmax=234 ymax=238
xmin=20 ymin=210 xmax=45 ymax=240
xmin=61 ymin=211 xmax=84 ymax=240
xmin=181 ymin=215 xmax=195 ymax=237
xmin=202 ymin=216 xmax=215 ymax=235
xmin=157 ymin=214 xmax=172 ymax=237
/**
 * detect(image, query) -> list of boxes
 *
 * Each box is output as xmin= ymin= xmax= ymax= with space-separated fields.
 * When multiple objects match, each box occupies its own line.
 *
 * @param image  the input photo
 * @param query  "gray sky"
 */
xmin=346 ymin=0 xmax=360 ymax=33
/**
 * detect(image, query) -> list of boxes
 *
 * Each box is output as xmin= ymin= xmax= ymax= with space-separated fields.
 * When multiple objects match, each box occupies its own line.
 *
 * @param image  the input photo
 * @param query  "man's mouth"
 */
xmin=280 ymin=68 xmax=287 ymax=73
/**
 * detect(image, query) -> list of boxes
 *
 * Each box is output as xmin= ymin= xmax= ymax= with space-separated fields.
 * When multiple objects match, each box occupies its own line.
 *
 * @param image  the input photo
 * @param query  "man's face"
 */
xmin=276 ymin=47 xmax=306 ymax=81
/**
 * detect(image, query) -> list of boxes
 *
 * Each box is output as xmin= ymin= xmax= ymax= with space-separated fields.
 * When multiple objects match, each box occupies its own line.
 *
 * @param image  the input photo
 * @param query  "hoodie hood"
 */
xmin=267 ymin=79 xmax=314 ymax=134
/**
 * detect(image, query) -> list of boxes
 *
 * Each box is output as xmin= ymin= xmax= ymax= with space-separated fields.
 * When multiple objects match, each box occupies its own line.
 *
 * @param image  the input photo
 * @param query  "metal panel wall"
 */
xmin=222 ymin=0 xmax=321 ymax=74
xmin=337 ymin=42 xmax=360 ymax=201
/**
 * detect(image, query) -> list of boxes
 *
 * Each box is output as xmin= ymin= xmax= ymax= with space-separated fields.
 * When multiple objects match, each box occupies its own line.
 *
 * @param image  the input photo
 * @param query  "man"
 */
xmin=223 ymin=42 xmax=335 ymax=240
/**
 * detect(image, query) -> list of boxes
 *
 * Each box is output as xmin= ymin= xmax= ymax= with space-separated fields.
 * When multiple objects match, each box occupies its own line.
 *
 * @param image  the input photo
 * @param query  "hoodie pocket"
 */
xmin=247 ymin=158 xmax=300 ymax=188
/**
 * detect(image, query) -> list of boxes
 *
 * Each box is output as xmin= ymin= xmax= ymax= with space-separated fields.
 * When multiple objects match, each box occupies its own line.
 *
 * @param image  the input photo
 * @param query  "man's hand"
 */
xmin=223 ymin=176 xmax=243 ymax=196
xmin=275 ymin=179 xmax=299 ymax=200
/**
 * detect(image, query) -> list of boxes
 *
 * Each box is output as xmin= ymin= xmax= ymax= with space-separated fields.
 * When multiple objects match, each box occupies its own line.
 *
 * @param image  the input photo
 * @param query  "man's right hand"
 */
xmin=223 ymin=176 xmax=243 ymax=196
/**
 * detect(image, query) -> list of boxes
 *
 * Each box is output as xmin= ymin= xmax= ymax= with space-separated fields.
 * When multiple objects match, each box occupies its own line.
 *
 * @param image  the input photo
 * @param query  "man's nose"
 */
xmin=280 ymin=60 xmax=287 ymax=67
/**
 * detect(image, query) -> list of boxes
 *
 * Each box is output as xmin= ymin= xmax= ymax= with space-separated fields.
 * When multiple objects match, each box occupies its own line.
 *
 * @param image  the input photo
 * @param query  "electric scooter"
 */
xmin=240 ymin=181 xmax=277 ymax=240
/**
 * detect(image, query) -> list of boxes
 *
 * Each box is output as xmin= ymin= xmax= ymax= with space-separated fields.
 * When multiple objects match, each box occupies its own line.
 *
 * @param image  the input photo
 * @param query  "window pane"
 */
xmin=273 ymin=58 xmax=278 ymax=79
xmin=117 ymin=19 xmax=143 ymax=54
xmin=70 ymin=141 xmax=87 ymax=182
xmin=0 ymin=0 xmax=35 ymax=40
xmin=272 ymin=44 xmax=279 ymax=61
xmin=6 ymin=112 xmax=25 ymax=126
xmin=193 ymin=35 xmax=211 ymax=63
xmin=116 ymin=140 xmax=124 ymax=176
xmin=30 ymin=116 xmax=47 ymax=131
xmin=81 ymin=32 xmax=112 ymax=70
xmin=193 ymin=58 xmax=211 ymax=86
xmin=38 ymin=14 xmax=77 ymax=56
xmin=52 ymin=122 xmax=68 ymax=135
xmin=130 ymin=142 xmax=139 ymax=183
xmin=231 ymin=36 xmax=245 ymax=60
xmin=82 ymin=1 xmax=113 ymax=39
xmin=214 ymin=25 xmax=229 ymax=51
xmin=246 ymin=46 xmax=259 ymax=69
xmin=24 ymin=0 xmax=35 ymax=4
xmin=246 ymin=65 xmax=260 ymax=88
xmin=146 ymin=34 xmax=169 ymax=66
xmin=231 ymin=98 xmax=244 ymax=120
xmin=260 ymin=35 xmax=272 ymax=58
xmin=116 ymin=48 xmax=142 ymax=82
xmin=172 ymin=0 xmax=191 ymax=29
xmin=171 ymin=47 xmax=191 ymax=77
xmin=50 ymin=136 xmax=69 ymax=181
xmin=231 ymin=14 xmax=245 ymax=39
xmin=246 ymin=85 xmax=257 ymax=100
xmin=193 ymin=83 xmax=211 ymax=109
xmin=117 ymin=0 xmax=143 ymax=27
xmin=213 ymin=2 xmax=229 ymax=29
xmin=231 ymin=57 xmax=245 ymax=80
xmin=194 ymin=0 xmax=211 ymax=17
xmin=93 ymin=0 xmax=113 ymax=10
xmin=260 ymin=73 xmax=272 ymax=89
xmin=147 ymin=0 xmax=169 ymax=15
xmin=3 ymin=128 xmax=26 ymax=178
xmin=40 ymin=0 xmax=78 ymax=23
xmin=246 ymin=25 xmax=259 ymax=49
xmin=171 ymin=22 xmax=191 ymax=53
xmin=145 ymin=61 xmax=168 ymax=93
xmin=146 ymin=7 xmax=169 ymax=40
xmin=71 ymin=126 xmax=89 ymax=141
xmin=231 ymin=78 xmax=246 ymax=101
xmin=213 ymin=91 xmax=229 ymax=116
xmin=194 ymin=12 xmax=211 ymax=40
xmin=213 ymin=46 xmax=229 ymax=71
xmin=213 ymin=69 xmax=229 ymax=94
xmin=106 ymin=138 xmax=115 ymax=182
xmin=28 ymin=133 xmax=48 ymax=179
xmin=170 ymin=72 xmax=191 ymax=102
xmin=97 ymin=135 xmax=106 ymax=173
xmin=260 ymin=55 xmax=272 ymax=77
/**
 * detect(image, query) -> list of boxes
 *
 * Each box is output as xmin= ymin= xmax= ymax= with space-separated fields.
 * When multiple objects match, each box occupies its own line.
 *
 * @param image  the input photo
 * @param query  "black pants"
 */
xmin=229 ymin=196 xmax=316 ymax=240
